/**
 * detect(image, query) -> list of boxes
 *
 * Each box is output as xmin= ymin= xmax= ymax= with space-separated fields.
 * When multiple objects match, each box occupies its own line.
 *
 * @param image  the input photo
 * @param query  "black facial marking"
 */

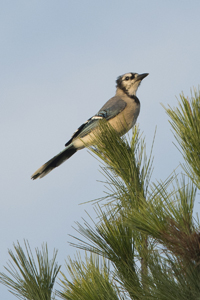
xmin=116 ymin=73 xmax=133 ymax=95
xmin=130 ymin=94 xmax=140 ymax=104
xmin=116 ymin=73 xmax=136 ymax=89
xmin=116 ymin=73 xmax=140 ymax=103
xmin=130 ymin=73 xmax=136 ymax=79
xmin=116 ymin=75 xmax=124 ymax=90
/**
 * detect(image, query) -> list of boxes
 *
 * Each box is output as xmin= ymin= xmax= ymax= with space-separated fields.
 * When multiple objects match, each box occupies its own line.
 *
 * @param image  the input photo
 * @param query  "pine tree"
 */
xmin=0 ymin=241 xmax=60 ymax=300
xmin=59 ymin=89 xmax=200 ymax=300
xmin=1 ymin=89 xmax=200 ymax=300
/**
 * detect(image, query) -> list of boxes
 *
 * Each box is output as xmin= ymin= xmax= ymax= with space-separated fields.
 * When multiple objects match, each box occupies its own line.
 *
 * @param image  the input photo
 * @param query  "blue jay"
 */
xmin=31 ymin=72 xmax=148 ymax=179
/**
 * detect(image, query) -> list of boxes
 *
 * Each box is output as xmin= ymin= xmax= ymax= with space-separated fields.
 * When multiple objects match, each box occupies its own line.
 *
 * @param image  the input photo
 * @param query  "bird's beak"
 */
xmin=136 ymin=73 xmax=149 ymax=81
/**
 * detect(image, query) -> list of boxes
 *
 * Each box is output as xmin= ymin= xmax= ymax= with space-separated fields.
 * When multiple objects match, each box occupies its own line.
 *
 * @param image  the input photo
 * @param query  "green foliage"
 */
xmin=68 ymin=108 xmax=200 ymax=299
xmin=127 ymin=176 xmax=197 ymax=251
xmin=89 ymin=121 xmax=154 ymax=207
xmin=0 ymin=240 xmax=60 ymax=300
xmin=164 ymin=88 xmax=200 ymax=189
xmin=69 ymin=206 xmax=142 ymax=299
xmin=69 ymin=123 xmax=157 ymax=298
xmin=1 ymin=89 xmax=200 ymax=300
xmin=58 ymin=253 xmax=122 ymax=300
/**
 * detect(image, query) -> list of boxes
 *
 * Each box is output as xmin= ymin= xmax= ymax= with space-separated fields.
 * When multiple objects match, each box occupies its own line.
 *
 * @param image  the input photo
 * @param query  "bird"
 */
xmin=31 ymin=72 xmax=148 ymax=179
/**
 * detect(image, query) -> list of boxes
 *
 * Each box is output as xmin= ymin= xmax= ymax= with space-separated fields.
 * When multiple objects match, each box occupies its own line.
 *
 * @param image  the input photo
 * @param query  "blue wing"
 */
xmin=65 ymin=97 xmax=126 ymax=147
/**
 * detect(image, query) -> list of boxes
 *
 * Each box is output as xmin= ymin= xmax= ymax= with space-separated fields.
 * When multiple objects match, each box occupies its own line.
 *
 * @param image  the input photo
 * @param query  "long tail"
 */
xmin=31 ymin=145 xmax=77 ymax=180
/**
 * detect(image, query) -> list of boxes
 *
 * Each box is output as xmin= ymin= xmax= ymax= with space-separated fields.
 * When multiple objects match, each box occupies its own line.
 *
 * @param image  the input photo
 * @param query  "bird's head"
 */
xmin=116 ymin=72 xmax=149 ymax=97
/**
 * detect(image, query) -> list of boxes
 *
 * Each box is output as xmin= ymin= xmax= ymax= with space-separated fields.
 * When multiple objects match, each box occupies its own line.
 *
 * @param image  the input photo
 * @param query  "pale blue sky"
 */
xmin=1 ymin=1 xmax=200 ymax=298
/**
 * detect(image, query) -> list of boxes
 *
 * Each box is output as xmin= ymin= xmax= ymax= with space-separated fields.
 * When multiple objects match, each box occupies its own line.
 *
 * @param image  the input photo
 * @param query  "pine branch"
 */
xmin=0 ymin=240 xmax=60 ymax=300
xmin=58 ymin=253 xmax=122 ymax=300
xmin=163 ymin=88 xmax=200 ymax=189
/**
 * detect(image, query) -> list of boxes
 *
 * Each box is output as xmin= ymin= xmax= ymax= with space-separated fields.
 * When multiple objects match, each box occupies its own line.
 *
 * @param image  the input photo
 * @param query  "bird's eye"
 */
xmin=125 ymin=76 xmax=129 ymax=81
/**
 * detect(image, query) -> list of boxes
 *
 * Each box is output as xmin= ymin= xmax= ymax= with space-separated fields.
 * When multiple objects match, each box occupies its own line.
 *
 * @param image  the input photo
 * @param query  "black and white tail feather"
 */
xmin=31 ymin=146 xmax=77 ymax=179
xmin=31 ymin=72 xmax=148 ymax=179
xmin=31 ymin=115 xmax=102 ymax=179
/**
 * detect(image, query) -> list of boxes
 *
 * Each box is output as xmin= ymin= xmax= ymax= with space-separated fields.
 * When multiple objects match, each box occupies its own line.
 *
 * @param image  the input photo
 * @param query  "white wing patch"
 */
xmin=91 ymin=116 xmax=104 ymax=120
